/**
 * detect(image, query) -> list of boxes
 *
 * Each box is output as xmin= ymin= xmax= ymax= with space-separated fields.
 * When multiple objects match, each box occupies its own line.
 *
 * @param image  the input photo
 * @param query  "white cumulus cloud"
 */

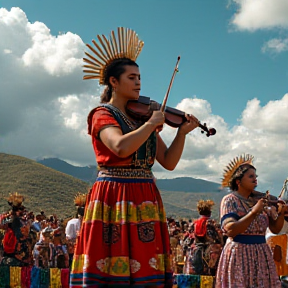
xmin=231 ymin=0 xmax=288 ymax=31
xmin=262 ymin=38 xmax=288 ymax=54
xmin=0 ymin=7 xmax=99 ymax=164
xmin=155 ymin=95 xmax=288 ymax=195
xmin=1 ymin=7 xmax=288 ymax=196
xmin=230 ymin=0 xmax=288 ymax=55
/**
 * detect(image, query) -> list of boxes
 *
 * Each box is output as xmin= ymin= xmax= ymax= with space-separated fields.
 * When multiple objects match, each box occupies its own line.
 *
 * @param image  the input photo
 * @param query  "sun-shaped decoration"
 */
xmin=222 ymin=154 xmax=254 ymax=188
xmin=83 ymin=27 xmax=144 ymax=84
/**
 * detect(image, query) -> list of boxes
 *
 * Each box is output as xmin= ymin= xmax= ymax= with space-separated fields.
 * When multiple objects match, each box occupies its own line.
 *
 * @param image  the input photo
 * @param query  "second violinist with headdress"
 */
xmin=70 ymin=27 xmax=199 ymax=287
xmin=216 ymin=154 xmax=287 ymax=288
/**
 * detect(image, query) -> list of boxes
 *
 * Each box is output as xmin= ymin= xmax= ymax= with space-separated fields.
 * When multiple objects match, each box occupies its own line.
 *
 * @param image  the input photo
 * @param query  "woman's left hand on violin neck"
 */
xmin=176 ymin=113 xmax=199 ymax=135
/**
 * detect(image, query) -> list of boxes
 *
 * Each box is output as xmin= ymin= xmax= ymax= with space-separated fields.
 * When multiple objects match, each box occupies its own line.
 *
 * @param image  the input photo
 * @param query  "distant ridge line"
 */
xmin=37 ymin=157 xmax=221 ymax=193
xmin=0 ymin=153 xmax=224 ymax=219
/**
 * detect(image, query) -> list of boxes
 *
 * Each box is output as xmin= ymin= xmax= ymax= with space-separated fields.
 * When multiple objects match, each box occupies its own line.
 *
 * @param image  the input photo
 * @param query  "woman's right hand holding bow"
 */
xmin=146 ymin=110 xmax=166 ymax=132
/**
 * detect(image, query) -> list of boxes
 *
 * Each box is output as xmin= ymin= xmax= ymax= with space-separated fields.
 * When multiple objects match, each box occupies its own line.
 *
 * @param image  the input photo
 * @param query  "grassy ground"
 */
xmin=0 ymin=152 xmax=224 ymax=221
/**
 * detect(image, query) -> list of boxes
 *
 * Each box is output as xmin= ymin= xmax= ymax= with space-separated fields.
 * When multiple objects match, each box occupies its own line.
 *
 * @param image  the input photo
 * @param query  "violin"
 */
xmin=126 ymin=56 xmax=216 ymax=137
xmin=126 ymin=96 xmax=216 ymax=137
xmin=250 ymin=190 xmax=287 ymax=211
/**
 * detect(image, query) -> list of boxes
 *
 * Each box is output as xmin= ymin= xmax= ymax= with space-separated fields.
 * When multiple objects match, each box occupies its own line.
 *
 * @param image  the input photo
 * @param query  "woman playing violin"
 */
xmin=69 ymin=27 xmax=199 ymax=287
xmin=216 ymin=154 xmax=286 ymax=288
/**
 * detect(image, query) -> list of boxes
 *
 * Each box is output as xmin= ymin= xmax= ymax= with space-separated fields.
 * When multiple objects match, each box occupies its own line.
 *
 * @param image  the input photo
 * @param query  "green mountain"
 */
xmin=0 ymin=153 xmax=89 ymax=219
xmin=37 ymin=158 xmax=221 ymax=193
xmin=157 ymin=177 xmax=221 ymax=193
xmin=1 ymin=153 xmax=225 ymax=220
xmin=37 ymin=158 xmax=97 ymax=183
xmin=37 ymin=157 xmax=224 ymax=219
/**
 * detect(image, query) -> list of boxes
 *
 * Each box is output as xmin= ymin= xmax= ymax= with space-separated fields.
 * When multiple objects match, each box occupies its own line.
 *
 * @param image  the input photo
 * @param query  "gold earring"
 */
xmin=112 ymin=87 xmax=116 ymax=97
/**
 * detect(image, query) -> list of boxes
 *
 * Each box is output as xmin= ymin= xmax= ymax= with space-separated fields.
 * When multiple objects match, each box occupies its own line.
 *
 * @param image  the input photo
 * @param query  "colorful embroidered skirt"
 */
xmin=70 ymin=171 xmax=173 ymax=287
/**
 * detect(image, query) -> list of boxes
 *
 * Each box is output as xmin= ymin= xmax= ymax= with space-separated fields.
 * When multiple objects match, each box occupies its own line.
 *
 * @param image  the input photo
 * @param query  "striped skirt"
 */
xmin=70 ymin=169 xmax=173 ymax=287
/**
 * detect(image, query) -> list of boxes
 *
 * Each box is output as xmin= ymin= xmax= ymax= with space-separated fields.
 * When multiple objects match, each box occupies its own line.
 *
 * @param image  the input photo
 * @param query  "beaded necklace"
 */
xmin=105 ymin=104 xmax=136 ymax=130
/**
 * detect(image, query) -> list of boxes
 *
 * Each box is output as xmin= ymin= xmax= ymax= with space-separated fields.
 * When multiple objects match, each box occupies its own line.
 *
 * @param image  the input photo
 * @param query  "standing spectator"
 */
xmin=1 ymin=192 xmax=33 ymax=267
xmin=33 ymin=226 xmax=54 ymax=268
xmin=65 ymin=193 xmax=86 ymax=269
xmin=183 ymin=200 xmax=223 ymax=276
xmin=53 ymin=228 xmax=69 ymax=268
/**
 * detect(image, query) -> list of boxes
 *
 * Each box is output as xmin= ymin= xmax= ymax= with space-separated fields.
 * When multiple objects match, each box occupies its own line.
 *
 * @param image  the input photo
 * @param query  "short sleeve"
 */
xmin=220 ymin=194 xmax=241 ymax=230
xmin=91 ymin=107 xmax=121 ymax=139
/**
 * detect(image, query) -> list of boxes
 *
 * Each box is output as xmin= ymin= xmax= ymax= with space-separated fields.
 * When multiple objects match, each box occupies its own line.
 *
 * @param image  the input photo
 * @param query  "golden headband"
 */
xmin=222 ymin=154 xmax=254 ymax=188
xmin=83 ymin=27 xmax=144 ymax=85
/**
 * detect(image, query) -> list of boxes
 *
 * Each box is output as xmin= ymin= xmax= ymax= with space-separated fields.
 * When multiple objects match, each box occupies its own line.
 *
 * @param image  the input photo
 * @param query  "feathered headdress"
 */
xmin=83 ymin=27 xmax=144 ymax=84
xmin=197 ymin=199 xmax=215 ymax=212
xmin=74 ymin=192 xmax=87 ymax=208
xmin=6 ymin=192 xmax=25 ymax=208
xmin=222 ymin=154 xmax=254 ymax=188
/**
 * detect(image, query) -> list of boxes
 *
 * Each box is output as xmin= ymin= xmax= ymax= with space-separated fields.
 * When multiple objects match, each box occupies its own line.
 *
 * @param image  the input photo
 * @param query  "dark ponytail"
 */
xmin=100 ymin=86 xmax=112 ymax=103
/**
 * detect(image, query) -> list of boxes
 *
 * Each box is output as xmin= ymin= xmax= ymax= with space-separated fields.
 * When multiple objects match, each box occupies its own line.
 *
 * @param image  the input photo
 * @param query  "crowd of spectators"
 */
xmin=167 ymin=200 xmax=225 ymax=277
xmin=0 ymin=192 xmax=84 ymax=270
xmin=0 ymin=193 xmax=225 ymax=279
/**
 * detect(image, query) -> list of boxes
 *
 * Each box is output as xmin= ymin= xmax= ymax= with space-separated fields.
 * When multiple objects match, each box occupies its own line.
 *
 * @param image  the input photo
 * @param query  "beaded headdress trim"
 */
xmin=83 ymin=27 xmax=144 ymax=85
xmin=222 ymin=154 xmax=254 ymax=187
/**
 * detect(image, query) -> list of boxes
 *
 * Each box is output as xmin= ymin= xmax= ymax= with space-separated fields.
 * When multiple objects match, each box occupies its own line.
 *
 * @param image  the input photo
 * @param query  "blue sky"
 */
xmin=0 ymin=0 xmax=288 ymax=195
xmin=2 ymin=0 xmax=287 ymax=125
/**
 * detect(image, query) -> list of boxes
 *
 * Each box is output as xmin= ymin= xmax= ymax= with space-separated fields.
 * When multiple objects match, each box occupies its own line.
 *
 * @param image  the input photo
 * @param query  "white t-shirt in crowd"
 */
xmin=65 ymin=218 xmax=81 ymax=240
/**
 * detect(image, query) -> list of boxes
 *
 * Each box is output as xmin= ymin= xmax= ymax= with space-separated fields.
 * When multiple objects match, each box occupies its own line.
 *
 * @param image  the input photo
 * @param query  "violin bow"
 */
xmin=159 ymin=56 xmax=216 ymax=137
xmin=160 ymin=56 xmax=181 ymax=112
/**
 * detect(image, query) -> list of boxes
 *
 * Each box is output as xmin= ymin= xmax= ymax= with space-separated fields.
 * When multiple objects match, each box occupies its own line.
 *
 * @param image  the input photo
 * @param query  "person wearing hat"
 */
xmin=1 ymin=192 xmax=33 ymax=267
xmin=183 ymin=200 xmax=223 ymax=277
